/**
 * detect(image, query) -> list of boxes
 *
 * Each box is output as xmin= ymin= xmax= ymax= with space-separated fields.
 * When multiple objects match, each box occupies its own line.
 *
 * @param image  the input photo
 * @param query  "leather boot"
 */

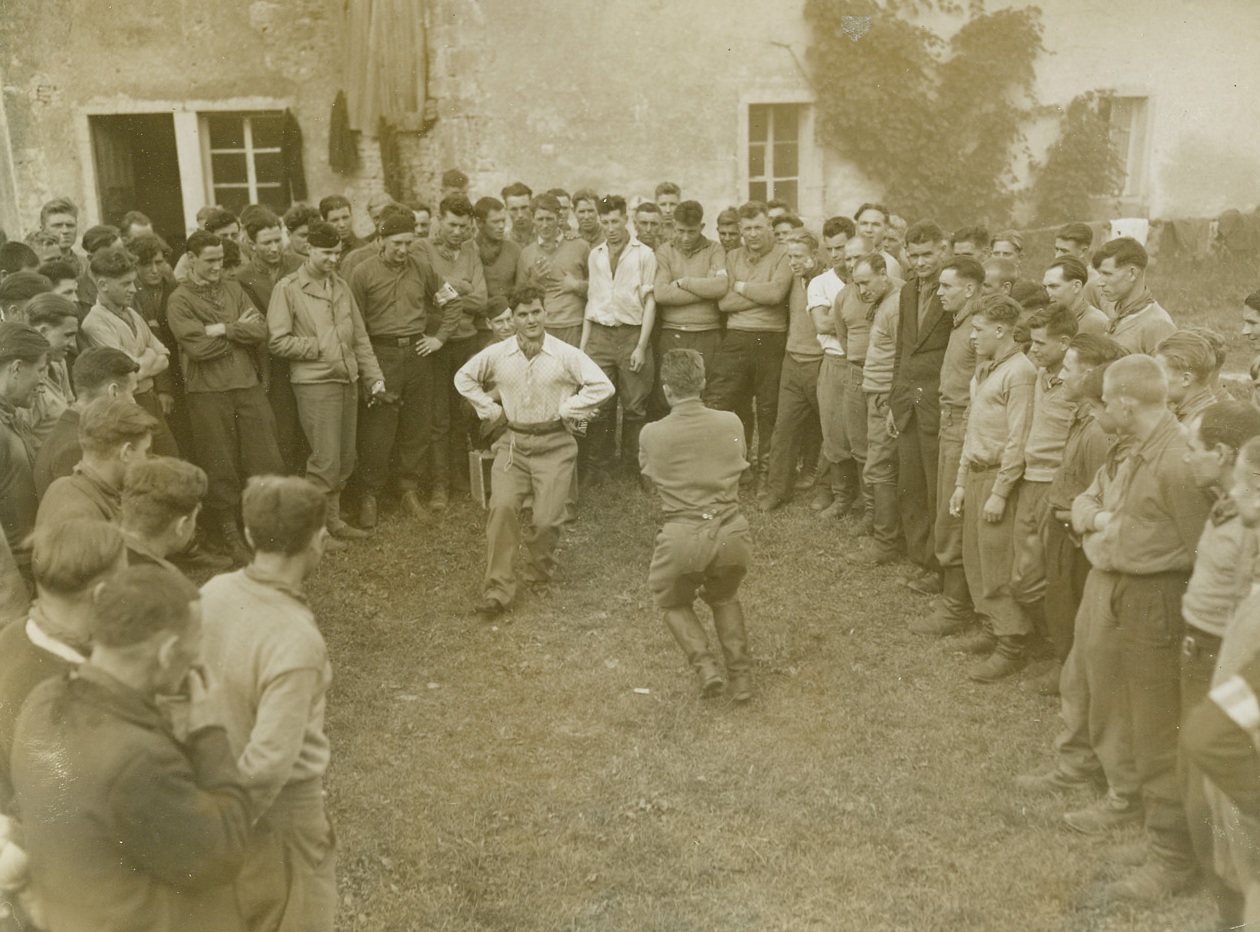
xmin=327 ymin=491 xmax=369 ymax=541
xmin=711 ymin=600 xmax=752 ymax=702
xmin=968 ymin=635 xmax=1027 ymax=683
xmin=870 ymin=481 xmax=902 ymax=557
xmin=217 ymin=509 xmax=252 ymax=566
xmin=359 ymin=492 xmax=379 ymax=529
xmin=663 ymin=607 xmax=724 ymax=698
xmin=854 ymin=479 xmax=875 ymax=536
xmin=620 ymin=417 xmax=645 ymax=478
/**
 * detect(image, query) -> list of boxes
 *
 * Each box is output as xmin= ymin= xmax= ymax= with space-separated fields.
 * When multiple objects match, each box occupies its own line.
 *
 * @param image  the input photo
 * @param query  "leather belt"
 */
xmin=370 ymin=333 xmax=425 ymax=348
xmin=509 ymin=420 xmax=565 ymax=435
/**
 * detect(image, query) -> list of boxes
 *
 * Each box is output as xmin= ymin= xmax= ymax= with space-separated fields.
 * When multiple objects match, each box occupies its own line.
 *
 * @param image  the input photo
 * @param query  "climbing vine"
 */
xmin=1029 ymin=90 xmax=1126 ymax=225
xmin=803 ymin=0 xmax=1044 ymax=228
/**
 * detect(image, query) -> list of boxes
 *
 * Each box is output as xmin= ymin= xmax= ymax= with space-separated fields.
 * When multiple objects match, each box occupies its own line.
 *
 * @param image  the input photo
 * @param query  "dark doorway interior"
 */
xmin=90 ymin=114 xmax=186 ymax=251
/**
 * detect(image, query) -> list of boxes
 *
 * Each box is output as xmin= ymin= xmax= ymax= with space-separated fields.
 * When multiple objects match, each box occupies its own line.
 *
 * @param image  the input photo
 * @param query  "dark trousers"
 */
xmin=649 ymin=328 xmax=721 ymax=421
xmin=268 ymin=357 xmax=310 ymax=475
xmin=432 ymin=334 xmax=487 ymax=489
xmin=765 ymin=355 xmax=822 ymax=501
xmin=1042 ymin=510 xmax=1090 ymax=661
xmin=134 ymin=388 xmax=180 ymax=458
xmin=896 ymin=410 xmax=939 ymax=571
xmin=706 ymin=329 xmax=786 ymax=470
xmin=185 ymin=385 xmax=283 ymax=511
xmin=358 ymin=344 xmax=435 ymax=495
xmin=585 ymin=323 xmax=655 ymax=470
xmin=1115 ymin=570 xmax=1194 ymax=869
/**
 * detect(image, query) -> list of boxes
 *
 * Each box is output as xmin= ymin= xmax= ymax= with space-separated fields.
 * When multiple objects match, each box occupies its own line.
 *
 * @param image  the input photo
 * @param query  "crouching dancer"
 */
xmin=640 ymin=349 xmax=753 ymax=702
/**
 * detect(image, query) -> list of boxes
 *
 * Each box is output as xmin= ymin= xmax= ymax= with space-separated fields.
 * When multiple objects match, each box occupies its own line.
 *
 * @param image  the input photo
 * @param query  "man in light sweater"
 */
xmin=199 ymin=475 xmax=336 ymax=931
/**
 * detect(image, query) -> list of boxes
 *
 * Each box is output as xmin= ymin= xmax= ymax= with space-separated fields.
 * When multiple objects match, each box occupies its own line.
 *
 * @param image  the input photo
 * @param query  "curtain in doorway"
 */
xmin=343 ymin=0 xmax=429 ymax=133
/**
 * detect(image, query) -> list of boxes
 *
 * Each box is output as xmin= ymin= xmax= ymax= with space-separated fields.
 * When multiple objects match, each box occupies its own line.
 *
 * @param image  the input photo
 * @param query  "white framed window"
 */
xmin=201 ymin=112 xmax=289 ymax=213
xmin=1108 ymin=96 xmax=1149 ymax=200
xmin=747 ymin=103 xmax=804 ymax=208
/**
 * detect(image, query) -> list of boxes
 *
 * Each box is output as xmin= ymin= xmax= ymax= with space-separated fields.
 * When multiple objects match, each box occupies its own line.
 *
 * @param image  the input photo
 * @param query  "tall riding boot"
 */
xmin=663 ymin=607 xmax=724 ymax=698
xmin=621 ymin=417 xmax=645 ymax=479
xmin=711 ymin=600 xmax=753 ymax=702
xmin=856 ymin=478 xmax=875 ymax=536
xmin=968 ymin=634 xmax=1027 ymax=683
xmin=870 ymin=481 xmax=902 ymax=558
xmin=327 ymin=491 xmax=369 ymax=541
xmin=217 ymin=508 xmax=252 ymax=566
xmin=587 ymin=403 xmax=617 ymax=477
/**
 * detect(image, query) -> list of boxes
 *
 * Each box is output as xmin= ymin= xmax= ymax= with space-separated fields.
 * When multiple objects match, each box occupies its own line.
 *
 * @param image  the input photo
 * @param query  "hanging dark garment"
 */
xmin=280 ymin=109 xmax=309 ymax=201
xmin=329 ymin=90 xmax=359 ymax=174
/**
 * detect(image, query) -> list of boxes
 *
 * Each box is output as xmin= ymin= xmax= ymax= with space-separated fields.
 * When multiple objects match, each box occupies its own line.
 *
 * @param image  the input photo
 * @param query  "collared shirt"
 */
xmin=477 ymin=234 xmax=521 ymax=316
xmin=517 ymin=237 xmax=590 ymax=330
xmin=1106 ymin=288 xmax=1176 ymax=354
xmin=956 ymin=346 xmax=1036 ymax=496
xmin=350 ymin=251 xmax=458 ymax=342
xmin=23 ymin=361 xmax=73 ymax=448
xmin=639 ymin=398 xmax=748 ymax=519
xmin=808 ymin=268 xmax=845 ymax=356
xmin=1047 ymin=402 xmax=1112 ymax=513
xmin=0 ymin=395 xmax=36 ymax=569
xmin=586 ymin=237 xmax=656 ymax=327
xmin=235 ymin=253 xmax=302 ymax=314
xmin=1022 ymin=367 xmax=1076 ymax=483
xmin=123 ymin=531 xmax=182 ymax=576
xmin=939 ymin=297 xmax=980 ymax=411
xmin=861 ymin=281 xmax=904 ymax=394
xmin=199 ymin=566 xmax=331 ymax=817
xmin=1069 ymin=295 xmax=1109 ymax=335
xmin=81 ymin=303 xmax=170 ymax=394
xmin=1108 ymin=410 xmax=1212 ymax=575
xmin=653 ymin=235 xmax=726 ymax=332
xmin=786 ymin=275 xmax=823 ymax=362
xmin=917 ymin=276 xmax=938 ymax=329
xmin=454 ymin=333 xmax=614 ymax=426
xmin=36 ymin=462 xmax=121 ymax=529
xmin=269 ymin=265 xmax=385 ymax=387
xmin=1183 ymin=498 xmax=1259 ymax=638
xmin=167 ymin=278 xmax=266 ymax=394
xmin=1173 ymin=385 xmax=1218 ymax=425
xmin=426 ymin=238 xmax=489 ymax=339
xmin=719 ymin=244 xmax=793 ymax=332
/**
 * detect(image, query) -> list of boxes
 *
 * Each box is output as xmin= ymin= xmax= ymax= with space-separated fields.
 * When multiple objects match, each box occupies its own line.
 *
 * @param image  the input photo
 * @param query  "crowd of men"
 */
xmin=3 ymin=166 xmax=1260 ymax=927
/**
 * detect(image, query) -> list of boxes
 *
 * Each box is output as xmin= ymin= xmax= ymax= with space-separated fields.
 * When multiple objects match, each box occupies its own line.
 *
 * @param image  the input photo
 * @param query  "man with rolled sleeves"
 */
xmin=454 ymin=286 xmax=613 ymax=621
xmin=652 ymin=200 xmax=726 ymax=383
xmin=349 ymin=212 xmax=460 ymax=525
xmin=268 ymin=222 xmax=389 ymax=543
xmin=640 ymin=349 xmax=753 ymax=703
xmin=167 ymin=230 xmax=282 ymax=563
xmin=1094 ymin=238 xmax=1176 ymax=354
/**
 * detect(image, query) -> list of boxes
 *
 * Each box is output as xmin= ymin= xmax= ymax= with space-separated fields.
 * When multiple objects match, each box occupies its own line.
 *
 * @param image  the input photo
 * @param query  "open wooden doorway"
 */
xmin=90 ymin=114 xmax=186 ymax=250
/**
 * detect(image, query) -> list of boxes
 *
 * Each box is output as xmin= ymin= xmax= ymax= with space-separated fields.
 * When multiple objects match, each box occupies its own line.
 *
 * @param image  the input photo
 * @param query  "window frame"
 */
xmin=739 ymin=91 xmax=821 ymax=220
xmin=200 ymin=111 xmax=289 ymax=212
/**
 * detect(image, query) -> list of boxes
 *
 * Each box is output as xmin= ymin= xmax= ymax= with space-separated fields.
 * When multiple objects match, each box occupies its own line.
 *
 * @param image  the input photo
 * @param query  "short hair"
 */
xmin=766 ymin=199 xmax=791 ymax=213
xmin=242 ymin=475 xmax=327 ymax=555
xmin=983 ymin=258 xmax=1018 ymax=288
xmin=185 ymin=230 xmax=224 ymax=257
xmin=598 ymin=195 xmax=627 ymax=217
xmin=1012 ymin=281 xmax=1050 ymax=311
xmin=243 ymin=206 xmax=282 ymax=241
xmin=854 ymin=253 xmax=888 ymax=276
xmin=122 ymin=456 xmax=207 ymax=536
xmin=1026 ymin=307 xmax=1078 ymax=341
xmin=1047 ymin=256 xmax=1088 ymax=285
xmin=1199 ymin=401 xmax=1260 ymax=455
xmin=1093 ymin=236 xmax=1149 ymax=271
xmin=119 ymin=210 xmax=152 ymax=234
xmin=546 ymin=187 xmax=571 ymax=202
xmin=531 ymin=193 xmax=563 ymax=216
xmin=509 ymin=284 xmax=546 ymax=309
xmin=655 ymin=182 xmax=681 ymax=199
xmin=991 ymin=230 xmax=1023 ymax=253
xmin=71 ymin=346 xmax=140 ymax=396
xmin=0 ymin=242 xmax=39 ymax=276
xmin=572 ymin=188 xmax=599 ymax=209
xmin=31 ymin=519 xmax=124 ymax=597
xmin=1103 ymin=354 xmax=1167 ymax=406
xmin=93 ymin=564 xmax=199 ymax=648
xmin=36 ymin=258 xmax=78 ymax=285
xmin=39 ymin=198 xmax=78 ymax=226
xmin=716 ymin=207 xmax=740 ymax=226
xmin=82 ymin=224 xmax=122 ymax=254
xmin=409 ymin=201 xmax=433 ymax=217
xmin=24 ymin=230 xmax=60 ymax=252
xmin=634 ymin=202 xmax=662 ymax=216
xmin=854 ymin=202 xmax=891 ymax=223
xmin=284 ymin=204 xmax=321 ymax=233
xmin=940 ymin=256 xmax=985 ymax=287
xmin=89 ymin=245 xmax=137 ymax=279
xmin=439 ymin=195 xmax=475 ymax=219
xmin=974 ymin=294 xmax=1023 ymax=326
xmin=0 ymin=322 xmax=51 ymax=365
xmin=202 ymin=208 xmax=238 ymax=235
xmin=78 ymin=397 xmax=158 ymax=456
xmin=823 ymin=216 xmax=857 ymax=240
xmin=1155 ymin=331 xmax=1217 ymax=383
xmin=1056 ymin=222 xmax=1094 ymax=248
xmin=1185 ymin=326 xmax=1228 ymax=374
xmin=25 ymin=293 xmax=78 ymax=328
xmin=501 ymin=182 xmax=533 ymax=201
xmin=904 ymin=220 xmax=946 ymax=246
xmin=673 ymin=201 xmax=703 ymax=226
xmin=318 ymin=195 xmax=351 ymax=219
xmin=473 ymin=196 xmax=505 ymax=222
xmin=1246 ymin=290 xmax=1260 ymax=314
xmin=737 ymin=201 xmax=769 ymax=222
xmin=660 ymin=348 xmax=705 ymax=397
xmin=1067 ymin=333 xmax=1129 ymax=368
xmin=774 ymin=214 xmax=804 ymax=230
xmin=787 ymin=230 xmax=820 ymax=254
xmin=442 ymin=168 xmax=470 ymax=189
xmin=0 ymin=271 xmax=52 ymax=304
xmin=127 ymin=233 xmax=171 ymax=267
xmin=951 ymin=225 xmax=991 ymax=249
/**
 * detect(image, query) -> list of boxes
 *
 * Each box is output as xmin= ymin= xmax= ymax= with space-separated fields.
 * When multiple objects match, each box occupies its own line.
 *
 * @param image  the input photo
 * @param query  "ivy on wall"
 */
xmin=1029 ymin=91 xmax=1126 ymax=225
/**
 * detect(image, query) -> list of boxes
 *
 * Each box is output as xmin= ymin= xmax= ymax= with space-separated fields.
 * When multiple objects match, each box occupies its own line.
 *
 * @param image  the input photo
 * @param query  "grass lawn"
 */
xmin=312 ymin=482 xmax=1218 ymax=932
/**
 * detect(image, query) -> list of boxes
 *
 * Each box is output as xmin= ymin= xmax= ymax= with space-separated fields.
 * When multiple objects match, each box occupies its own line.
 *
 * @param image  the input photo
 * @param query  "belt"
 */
xmin=843 ymin=357 xmax=865 ymax=367
xmin=509 ymin=420 xmax=565 ymax=435
xmin=967 ymin=461 xmax=1000 ymax=474
xmin=370 ymin=333 xmax=425 ymax=348
xmin=1183 ymin=628 xmax=1223 ymax=659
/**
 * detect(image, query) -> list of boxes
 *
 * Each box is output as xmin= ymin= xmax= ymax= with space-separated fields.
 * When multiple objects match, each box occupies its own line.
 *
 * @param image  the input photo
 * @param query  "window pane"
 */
xmin=774 ymin=143 xmax=798 ymax=178
xmin=254 ymin=151 xmax=284 ymax=184
xmin=211 ymin=152 xmax=248 ymax=185
xmin=214 ymin=186 xmax=250 ymax=214
xmin=772 ymin=180 xmax=797 ymax=210
xmin=749 ymin=105 xmax=769 ymax=143
xmin=249 ymin=114 xmax=284 ymax=150
xmin=773 ymin=104 xmax=799 ymax=139
xmin=749 ymin=181 xmax=767 ymax=203
xmin=749 ymin=144 xmax=766 ymax=179
xmin=207 ymin=115 xmax=244 ymax=150
xmin=255 ymin=184 xmax=290 ymax=213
